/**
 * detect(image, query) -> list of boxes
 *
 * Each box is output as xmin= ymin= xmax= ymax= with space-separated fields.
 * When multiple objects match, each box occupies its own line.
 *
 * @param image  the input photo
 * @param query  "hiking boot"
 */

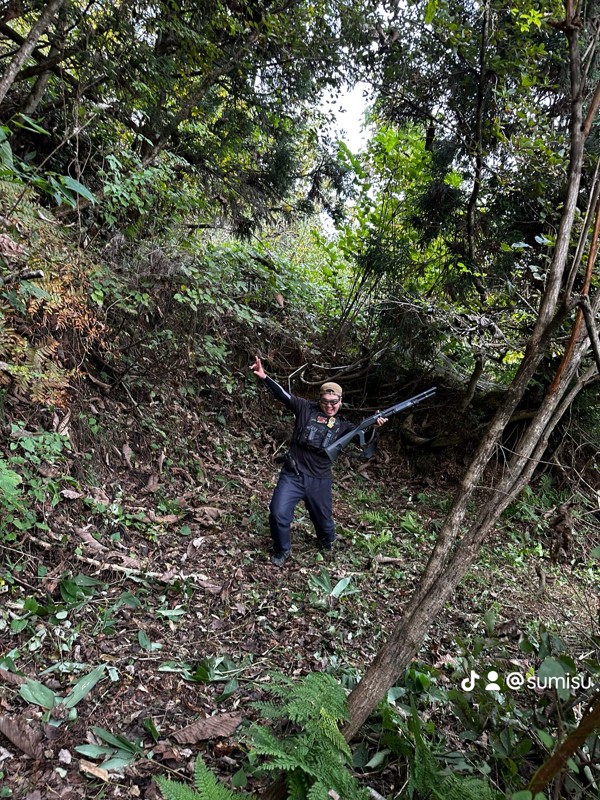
xmin=270 ymin=550 xmax=291 ymax=567
xmin=318 ymin=540 xmax=335 ymax=558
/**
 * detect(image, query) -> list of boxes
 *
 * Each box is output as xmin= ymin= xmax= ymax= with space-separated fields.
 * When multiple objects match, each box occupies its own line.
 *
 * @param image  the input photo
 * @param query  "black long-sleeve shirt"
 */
xmin=263 ymin=375 xmax=355 ymax=478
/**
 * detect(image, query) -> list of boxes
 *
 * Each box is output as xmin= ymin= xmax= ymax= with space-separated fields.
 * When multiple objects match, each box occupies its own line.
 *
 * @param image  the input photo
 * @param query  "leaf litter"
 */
xmin=0 ymin=399 xmax=596 ymax=799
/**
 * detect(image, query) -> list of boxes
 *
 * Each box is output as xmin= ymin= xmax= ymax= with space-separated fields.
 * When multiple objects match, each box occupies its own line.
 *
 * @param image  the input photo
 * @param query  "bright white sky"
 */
xmin=320 ymin=82 xmax=372 ymax=153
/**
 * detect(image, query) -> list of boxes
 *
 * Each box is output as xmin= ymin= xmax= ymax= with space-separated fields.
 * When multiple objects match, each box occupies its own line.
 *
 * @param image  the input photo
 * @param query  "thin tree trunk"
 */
xmin=0 ymin=0 xmax=66 ymax=106
xmin=21 ymin=5 xmax=65 ymax=116
xmin=528 ymin=698 xmax=600 ymax=794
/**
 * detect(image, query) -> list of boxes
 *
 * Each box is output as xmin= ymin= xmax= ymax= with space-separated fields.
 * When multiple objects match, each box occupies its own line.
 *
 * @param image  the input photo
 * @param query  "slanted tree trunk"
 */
xmin=0 ymin=0 xmax=66 ymax=107
xmin=527 ymin=696 xmax=600 ymax=795
xmin=342 ymin=2 xmax=600 ymax=741
xmin=20 ymin=5 xmax=65 ymax=116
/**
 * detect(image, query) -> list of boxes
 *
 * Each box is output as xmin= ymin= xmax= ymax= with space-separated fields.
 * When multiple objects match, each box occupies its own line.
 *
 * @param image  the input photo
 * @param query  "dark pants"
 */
xmin=269 ymin=468 xmax=335 ymax=555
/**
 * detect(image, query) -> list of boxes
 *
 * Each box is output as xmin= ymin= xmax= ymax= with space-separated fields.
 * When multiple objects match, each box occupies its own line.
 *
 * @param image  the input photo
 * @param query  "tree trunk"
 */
xmin=20 ymin=5 xmax=65 ymax=116
xmin=0 ymin=0 xmax=66 ymax=106
xmin=527 ymin=697 xmax=600 ymax=794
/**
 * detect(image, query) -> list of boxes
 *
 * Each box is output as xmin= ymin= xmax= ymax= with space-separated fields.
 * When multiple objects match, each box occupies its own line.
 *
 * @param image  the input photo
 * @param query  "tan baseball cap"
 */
xmin=320 ymin=382 xmax=343 ymax=396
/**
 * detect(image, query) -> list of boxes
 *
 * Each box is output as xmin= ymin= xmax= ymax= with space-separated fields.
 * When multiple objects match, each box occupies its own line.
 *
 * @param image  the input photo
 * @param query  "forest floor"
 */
xmin=0 ymin=389 xmax=598 ymax=800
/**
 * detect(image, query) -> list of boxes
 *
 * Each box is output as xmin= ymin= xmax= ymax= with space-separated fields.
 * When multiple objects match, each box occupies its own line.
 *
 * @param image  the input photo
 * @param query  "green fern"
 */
xmin=306 ymin=780 xmax=335 ymax=800
xmin=284 ymin=672 xmax=349 ymax=724
xmin=155 ymin=755 xmax=250 ymax=800
xmin=317 ymin=708 xmax=352 ymax=759
xmin=406 ymin=705 xmax=501 ymax=800
xmin=155 ymin=778 xmax=204 ymax=800
xmin=247 ymin=700 xmax=282 ymax=720
xmin=245 ymin=672 xmax=367 ymax=800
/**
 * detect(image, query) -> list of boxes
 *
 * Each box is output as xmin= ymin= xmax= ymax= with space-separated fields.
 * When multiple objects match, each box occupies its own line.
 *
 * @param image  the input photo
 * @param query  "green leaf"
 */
xmin=138 ymin=630 xmax=162 ymax=651
xmin=483 ymin=606 xmax=497 ymax=636
xmin=143 ymin=717 xmax=160 ymax=742
xmin=19 ymin=680 xmax=57 ymax=709
xmin=91 ymin=726 xmax=142 ymax=755
xmin=535 ymin=728 xmax=555 ymax=750
xmin=232 ymin=768 xmax=248 ymax=788
xmin=365 ymin=748 xmax=390 ymax=769
xmin=0 ymin=139 xmax=14 ymax=169
xmin=99 ymin=754 xmax=136 ymax=771
xmin=510 ymin=793 xmax=532 ymax=800
xmin=0 ymin=460 xmax=22 ymax=497
xmin=591 ymin=545 xmax=600 ymax=559
xmin=58 ymin=175 xmax=96 ymax=204
xmin=217 ymin=677 xmax=239 ymax=702
xmin=424 ymin=0 xmax=438 ymax=24
xmin=331 ymin=576 xmax=358 ymax=598
xmin=156 ymin=606 xmax=187 ymax=620
xmin=63 ymin=664 xmax=106 ymax=708
xmin=538 ymin=657 xmax=568 ymax=681
xmin=75 ymin=744 xmax=115 ymax=759
xmin=13 ymin=114 xmax=50 ymax=135
xmin=308 ymin=569 xmax=332 ymax=595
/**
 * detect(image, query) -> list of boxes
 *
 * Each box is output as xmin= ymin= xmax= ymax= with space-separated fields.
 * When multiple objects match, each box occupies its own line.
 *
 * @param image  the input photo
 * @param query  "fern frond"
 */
xmin=306 ymin=781 xmax=331 ymax=800
xmin=259 ymin=673 xmax=294 ymax=700
xmin=249 ymin=700 xmax=283 ymax=720
xmin=155 ymin=756 xmax=249 ymax=800
xmin=155 ymin=776 xmax=203 ymax=800
xmin=433 ymin=774 xmax=501 ymax=800
xmin=287 ymin=770 xmax=308 ymax=800
xmin=245 ymin=723 xmax=286 ymax=756
xmin=194 ymin=756 xmax=247 ymax=800
xmin=407 ymin=736 xmax=501 ymax=800
xmin=316 ymin=709 xmax=351 ymax=760
xmin=408 ymin=739 xmax=440 ymax=797
xmin=245 ymin=672 xmax=367 ymax=800
xmin=285 ymin=673 xmax=348 ymax=724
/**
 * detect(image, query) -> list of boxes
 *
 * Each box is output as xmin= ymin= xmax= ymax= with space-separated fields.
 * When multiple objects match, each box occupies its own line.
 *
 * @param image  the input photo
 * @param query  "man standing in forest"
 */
xmin=250 ymin=356 xmax=387 ymax=566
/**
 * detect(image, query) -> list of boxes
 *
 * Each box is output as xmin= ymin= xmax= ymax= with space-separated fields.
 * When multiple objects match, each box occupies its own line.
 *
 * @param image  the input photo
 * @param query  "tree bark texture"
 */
xmin=20 ymin=5 xmax=65 ymax=116
xmin=0 ymin=0 xmax=66 ymax=106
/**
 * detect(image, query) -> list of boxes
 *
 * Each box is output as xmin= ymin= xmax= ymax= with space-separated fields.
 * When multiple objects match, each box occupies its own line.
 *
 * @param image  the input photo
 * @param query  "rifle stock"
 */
xmin=325 ymin=386 xmax=436 ymax=463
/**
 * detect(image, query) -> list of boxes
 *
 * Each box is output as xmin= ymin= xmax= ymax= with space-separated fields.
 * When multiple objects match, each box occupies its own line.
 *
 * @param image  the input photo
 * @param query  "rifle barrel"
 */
xmin=324 ymin=386 xmax=436 ymax=463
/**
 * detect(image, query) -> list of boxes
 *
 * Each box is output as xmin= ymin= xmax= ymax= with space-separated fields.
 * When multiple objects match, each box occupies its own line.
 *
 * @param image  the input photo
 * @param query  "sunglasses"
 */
xmin=321 ymin=398 xmax=341 ymax=406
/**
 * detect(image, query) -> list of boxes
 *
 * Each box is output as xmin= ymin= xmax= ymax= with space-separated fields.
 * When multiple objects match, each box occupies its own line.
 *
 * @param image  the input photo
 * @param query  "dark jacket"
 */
xmin=264 ymin=376 xmax=355 ymax=478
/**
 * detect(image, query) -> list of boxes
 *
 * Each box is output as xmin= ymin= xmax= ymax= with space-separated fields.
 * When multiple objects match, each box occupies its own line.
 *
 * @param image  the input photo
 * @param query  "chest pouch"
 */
xmin=298 ymin=412 xmax=341 ymax=452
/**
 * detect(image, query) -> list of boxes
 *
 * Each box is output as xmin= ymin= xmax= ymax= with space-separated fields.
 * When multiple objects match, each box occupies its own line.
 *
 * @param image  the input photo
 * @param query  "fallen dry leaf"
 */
xmin=152 ymin=742 xmax=185 ymax=762
xmin=76 ymin=527 xmax=106 ymax=553
xmin=86 ymin=487 xmax=110 ymax=504
xmin=122 ymin=443 xmax=133 ymax=468
xmin=79 ymin=758 xmax=109 ymax=781
xmin=0 ymin=714 xmax=43 ymax=759
xmin=61 ymin=489 xmax=83 ymax=500
xmin=145 ymin=473 xmax=160 ymax=492
xmin=172 ymin=711 xmax=242 ymax=744
xmin=195 ymin=506 xmax=223 ymax=519
xmin=0 ymin=234 xmax=26 ymax=259
xmin=141 ymin=512 xmax=183 ymax=525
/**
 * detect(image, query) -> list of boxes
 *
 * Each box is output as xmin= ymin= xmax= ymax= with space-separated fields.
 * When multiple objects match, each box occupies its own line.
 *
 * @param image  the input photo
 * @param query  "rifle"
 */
xmin=324 ymin=386 xmax=436 ymax=463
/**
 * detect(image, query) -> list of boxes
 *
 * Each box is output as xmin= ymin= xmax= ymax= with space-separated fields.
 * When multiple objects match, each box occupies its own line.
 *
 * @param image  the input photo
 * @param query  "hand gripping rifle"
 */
xmin=324 ymin=386 xmax=436 ymax=463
